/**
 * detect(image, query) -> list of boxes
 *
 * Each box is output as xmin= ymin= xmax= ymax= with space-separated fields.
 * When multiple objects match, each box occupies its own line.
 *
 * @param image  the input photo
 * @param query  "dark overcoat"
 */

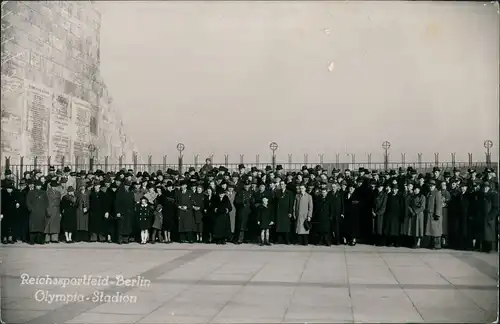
xmin=212 ymin=195 xmax=232 ymax=239
xmin=372 ymin=191 xmax=387 ymax=235
xmin=449 ymin=190 xmax=470 ymax=239
xmin=312 ymin=195 xmax=332 ymax=234
xmin=383 ymin=193 xmax=404 ymax=237
xmin=76 ymin=190 xmax=89 ymax=231
xmin=234 ymin=189 xmax=252 ymax=232
xmin=115 ymin=187 xmax=135 ymax=235
xmin=26 ymin=189 xmax=48 ymax=233
xmin=1 ymin=189 xmax=19 ymax=234
xmin=176 ymin=190 xmax=194 ymax=233
xmin=329 ymin=190 xmax=344 ymax=238
xmin=273 ymin=189 xmax=294 ymax=233
xmin=60 ymin=194 xmax=78 ymax=232
xmin=191 ymin=192 xmax=204 ymax=233
xmin=136 ymin=204 xmax=153 ymax=231
xmin=479 ymin=190 xmax=499 ymax=242
xmin=89 ymin=190 xmax=108 ymax=234
xmin=257 ymin=205 xmax=274 ymax=230
xmin=161 ymin=189 xmax=177 ymax=231
xmin=45 ymin=187 xmax=62 ymax=234
xmin=343 ymin=191 xmax=361 ymax=238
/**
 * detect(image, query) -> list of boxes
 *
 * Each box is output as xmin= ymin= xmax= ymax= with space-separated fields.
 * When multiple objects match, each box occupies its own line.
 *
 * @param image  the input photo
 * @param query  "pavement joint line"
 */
xmin=280 ymin=250 xmax=313 ymax=323
xmin=23 ymin=250 xmax=210 ymax=324
xmin=206 ymin=255 xmax=271 ymax=323
xmin=2 ymin=243 xmax=492 ymax=255
xmin=379 ymin=252 xmax=425 ymax=322
xmin=416 ymin=253 xmax=455 ymax=286
xmin=449 ymin=252 xmax=499 ymax=281
xmin=343 ymin=246 xmax=355 ymax=322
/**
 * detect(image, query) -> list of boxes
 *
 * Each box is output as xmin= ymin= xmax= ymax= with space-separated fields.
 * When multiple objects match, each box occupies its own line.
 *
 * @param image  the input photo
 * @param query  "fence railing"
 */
xmin=1 ymin=153 xmax=497 ymax=183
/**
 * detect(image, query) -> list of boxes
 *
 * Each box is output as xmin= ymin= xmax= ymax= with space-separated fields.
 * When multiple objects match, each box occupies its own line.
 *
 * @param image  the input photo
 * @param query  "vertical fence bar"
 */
xmin=148 ymin=155 xmax=152 ymax=173
xmin=451 ymin=153 xmax=456 ymax=167
xmin=434 ymin=153 xmax=439 ymax=166
xmin=47 ymin=156 xmax=51 ymax=169
xmin=256 ymin=154 xmax=260 ymax=167
xmin=401 ymin=153 xmax=406 ymax=166
xmin=163 ymin=155 xmax=167 ymax=171
xmin=239 ymin=154 xmax=244 ymax=164
xmin=118 ymin=155 xmax=123 ymax=170
xmin=224 ymin=154 xmax=228 ymax=167
xmin=468 ymin=153 xmax=472 ymax=166
xmin=178 ymin=155 xmax=183 ymax=174
xmin=367 ymin=153 xmax=372 ymax=168
xmin=5 ymin=156 xmax=10 ymax=172
xmin=288 ymin=154 xmax=292 ymax=170
xmin=351 ymin=154 xmax=355 ymax=165
xmin=104 ymin=156 xmax=109 ymax=172
xmin=335 ymin=153 xmax=340 ymax=168
xmin=61 ymin=156 xmax=65 ymax=167
xmin=74 ymin=156 xmax=79 ymax=170
xmin=304 ymin=154 xmax=308 ymax=165
xmin=20 ymin=156 xmax=24 ymax=179
xmin=194 ymin=155 xmax=199 ymax=169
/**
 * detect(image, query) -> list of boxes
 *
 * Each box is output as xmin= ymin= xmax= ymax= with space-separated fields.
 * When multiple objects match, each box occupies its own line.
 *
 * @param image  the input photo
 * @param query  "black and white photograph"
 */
xmin=0 ymin=1 xmax=499 ymax=323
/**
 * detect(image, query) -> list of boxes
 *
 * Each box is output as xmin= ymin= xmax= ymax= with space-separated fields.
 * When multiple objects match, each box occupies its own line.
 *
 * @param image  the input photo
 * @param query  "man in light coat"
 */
xmin=425 ymin=179 xmax=443 ymax=249
xmin=293 ymin=184 xmax=313 ymax=245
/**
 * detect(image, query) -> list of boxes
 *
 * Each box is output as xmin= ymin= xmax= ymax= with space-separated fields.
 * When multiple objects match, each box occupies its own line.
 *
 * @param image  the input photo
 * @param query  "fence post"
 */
xmin=148 ymin=155 xmax=152 ymax=173
xmin=401 ymin=153 xmax=406 ymax=166
xmin=210 ymin=154 xmax=214 ymax=163
xmin=288 ymin=154 xmax=292 ymax=170
xmin=468 ymin=153 xmax=472 ymax=166
xmin=177 ymin=143 xmax=185 ymax=174
xmin=104 ymin=156 xmax=109 ymax=172
xmin=119 ymin=155 xmax=123 ymax=170
xmin=74 ymin=156 xmax=79 ymax=170
xmin=434 ymin=153 xmax=439 ymax=166
xmin=194 ymin=155 xmax=199 ymax=169
xmin=451 ymin=153 xmax=456 ymax=167
xmin=335 ymin=153 xmax=340 ymax=168
xmin=304 ymin=154 xmax=308 ymax=165
xmin=20 ymin=156 xmax=24 ymax=178
xmin=318 ymin=154 xmax=324 ymax=165
xmin=163 ymin=155 xmax=167 ymax=171
xmin=239 ymin=154 xmax=244 ymax=164
xmin=255 ymin=154 xmax=260 ymax=167
xmin=133 ymin=153 xmax=138 ymax=171
xmin=34 ymin=156 xmax=38 ymax=170
xmin=61 ymin=156 xmax=65 ymax=167
xmin=351 ymin=154 xmax=355 ymax=165
xmin=484 ymin=140 xmax=493 ymax=167
xmin=47 ymin=156 xmax=51 ymax=169
xmin=417 ymin=153 xmax=422 ymax=169
xmin=382 ymin=141 xmax=391 ymax=171
xmin=5 ymin=156 xmax=10 ymax=172
xmin=367 ymin=153 xmax=372 ymax=168
xmin=224 ymin=154 xmax=229 ymax=167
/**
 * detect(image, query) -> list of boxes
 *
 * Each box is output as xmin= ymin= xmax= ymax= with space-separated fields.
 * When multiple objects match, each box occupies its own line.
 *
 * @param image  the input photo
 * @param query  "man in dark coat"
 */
xmin=328 ymin=183 xmax=344 ymax=245
xmin=449 ymin=182 xmax=470 ymax=250
xmin=372 ymin=182 xmax=387 ymax=246
xmin=212 ymin=186 xmax=232 ymax=244
xmin=176 ymin=181 xmax=194 ymax=243
xmin=273 ymin=180 xmax=294 ymax=244
xmin=425 ymin=179 xmax=444 ymax=249
xmin=1 ymin=181 xmax=20 ymax=243
xmin=312 ymin=187 xmax=333 ymax=246
xmin=115 ymin=180 xmax=135 ymax=244
xmin=383 ymin=184 xmax=404 ymax=246
xmin=234 ymin=181 xmax=253 ymax=244
xmin=18 ymin=179 xmax=31 ymax=242
xmin=479 ymin=182 xmax=498 ymax=252
xmin=89 ymin=181 xmax=108 ymax=242
xmin=26 ymin=181 xmax=48 ymax=245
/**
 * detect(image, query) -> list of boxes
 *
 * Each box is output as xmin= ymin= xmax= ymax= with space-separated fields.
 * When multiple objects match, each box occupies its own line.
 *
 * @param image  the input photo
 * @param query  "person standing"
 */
xmin=176 ymin=181 xmax=194 ymax=243
xmin=293 ymin=184 xmax=313 ymax=246
xmin=212 ymin=186 xmax=232 ymax=244
xmin=449 ymin=182 xmax=470 ymax=250
xmin=425 ymin=180 xmax=444 ymax=249
xmin=89 ymin=181 xmax=107 ymax=242
xmin=191 ymin=184 xmax=204 ymax=242
xmin=274 ymin=180 xmax=294 ymax=245
xmin=115 ymin=180 xmax=135 ymax=244
xmin=312 ymin=187 xmax=333 ymax=246
xmin=439 ymin=181 xmax=451 ymax=248
xmin=26 ymin=181 xmax=48 ymax=245
xmin=343 ymin=184 xmax=362 ymax=246
xmin=161 ymin=181 xmax=176 ymax=243
xmin=1 ymin=181 xmax=19 ymax=244
xmin=45 ymin=180 xmax=62 ymax=243
xmin=479 ymin=182 xmax=498 ymax=253
xmin=408 ymin=185 xmax=426 ymax=248
xmin=372 ymin=182 xmax=387 ymax=246
xmin=226 ymin=184 xmax=237 ymax=241
xmin=383 ymin=184 xmax=404 ymax=247
xmin=137 ymin=196 xmax=152 ymax=244
xmin=329 ymin=183 xmax=344 ymax=245
xmin=75 ymin=185 xmax=90 ymax=242
xmin=257 ymin=197 xmax=274 ymax=246
xmin=60 ymin=187 xmax=78 ymax=243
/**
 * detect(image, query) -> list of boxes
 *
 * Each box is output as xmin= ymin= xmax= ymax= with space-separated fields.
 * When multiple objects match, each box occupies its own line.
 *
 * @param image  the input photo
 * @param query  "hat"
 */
xmin=19 ymin=179 xmax=26 ymax=185
xmin=443 ymin=172 xmax=451 ymax=177
xmin=453 ymin=167 xmax=460 ymax=173
xmin=110 ymin=182 xmax=118 ymax=189
xmin=433 ymin=167 xmax=440 ymax=172
xmin=428 ymin=179 xmax=436 ymax=185
xmin=459 ymin=182 xmax=468 ymax=187
xmin=391 ymin=184 xmax=399 ymax=189
xmin=34 ymin=180 xmax=43 ymax=186
xmin=67 ymin=186 xmax=75 ymax=192
xmin=188 ymin=167 xmax=195 ymax=172
xmin=123 ymin=180 xmax=132 ymax=186
xmin=50 ymin=179 xmax=59 ymax=187
xmin=216 ymin=186 xmax=225 ymax=195
xmin=238 ymin=164 xmax=245 ymax=170
xmin=49 ymin=165 xmax=55 ymax=171
xmin=265 ymin=165 xmax=272 ymax=171
xmin=389 ymin=170 xmax=396 ymax=176
xmin=276 ymin=165 xmax=283 ymax=171
xmin=4 ymin=169 xmax=12 ymax=176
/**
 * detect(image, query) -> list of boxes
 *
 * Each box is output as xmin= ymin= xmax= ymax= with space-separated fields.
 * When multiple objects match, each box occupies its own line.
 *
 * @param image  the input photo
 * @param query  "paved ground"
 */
xmin=0 ymin=243 xmax=497 ymax=324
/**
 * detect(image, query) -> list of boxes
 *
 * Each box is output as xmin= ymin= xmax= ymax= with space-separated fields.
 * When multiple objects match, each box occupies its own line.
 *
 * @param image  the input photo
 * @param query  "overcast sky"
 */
xmin=96 ymin=1 xmax=499 ymax=164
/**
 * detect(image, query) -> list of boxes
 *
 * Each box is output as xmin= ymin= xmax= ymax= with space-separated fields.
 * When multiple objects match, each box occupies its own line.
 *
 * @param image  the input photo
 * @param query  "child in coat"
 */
xmin=257 ymin=197 xmax=274 ymax=246
xmin=151 ymin=204 xmax=163 ymax=244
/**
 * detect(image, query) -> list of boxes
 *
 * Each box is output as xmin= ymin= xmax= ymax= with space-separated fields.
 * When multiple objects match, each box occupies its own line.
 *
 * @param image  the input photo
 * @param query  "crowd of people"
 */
xmin=1 ymin=158 xmax=498 ymax=252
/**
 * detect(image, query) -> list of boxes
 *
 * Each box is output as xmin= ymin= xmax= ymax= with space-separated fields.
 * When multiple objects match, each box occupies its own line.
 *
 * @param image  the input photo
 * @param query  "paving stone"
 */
xmin=65 ymin=313 xmax=144 ymax=323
